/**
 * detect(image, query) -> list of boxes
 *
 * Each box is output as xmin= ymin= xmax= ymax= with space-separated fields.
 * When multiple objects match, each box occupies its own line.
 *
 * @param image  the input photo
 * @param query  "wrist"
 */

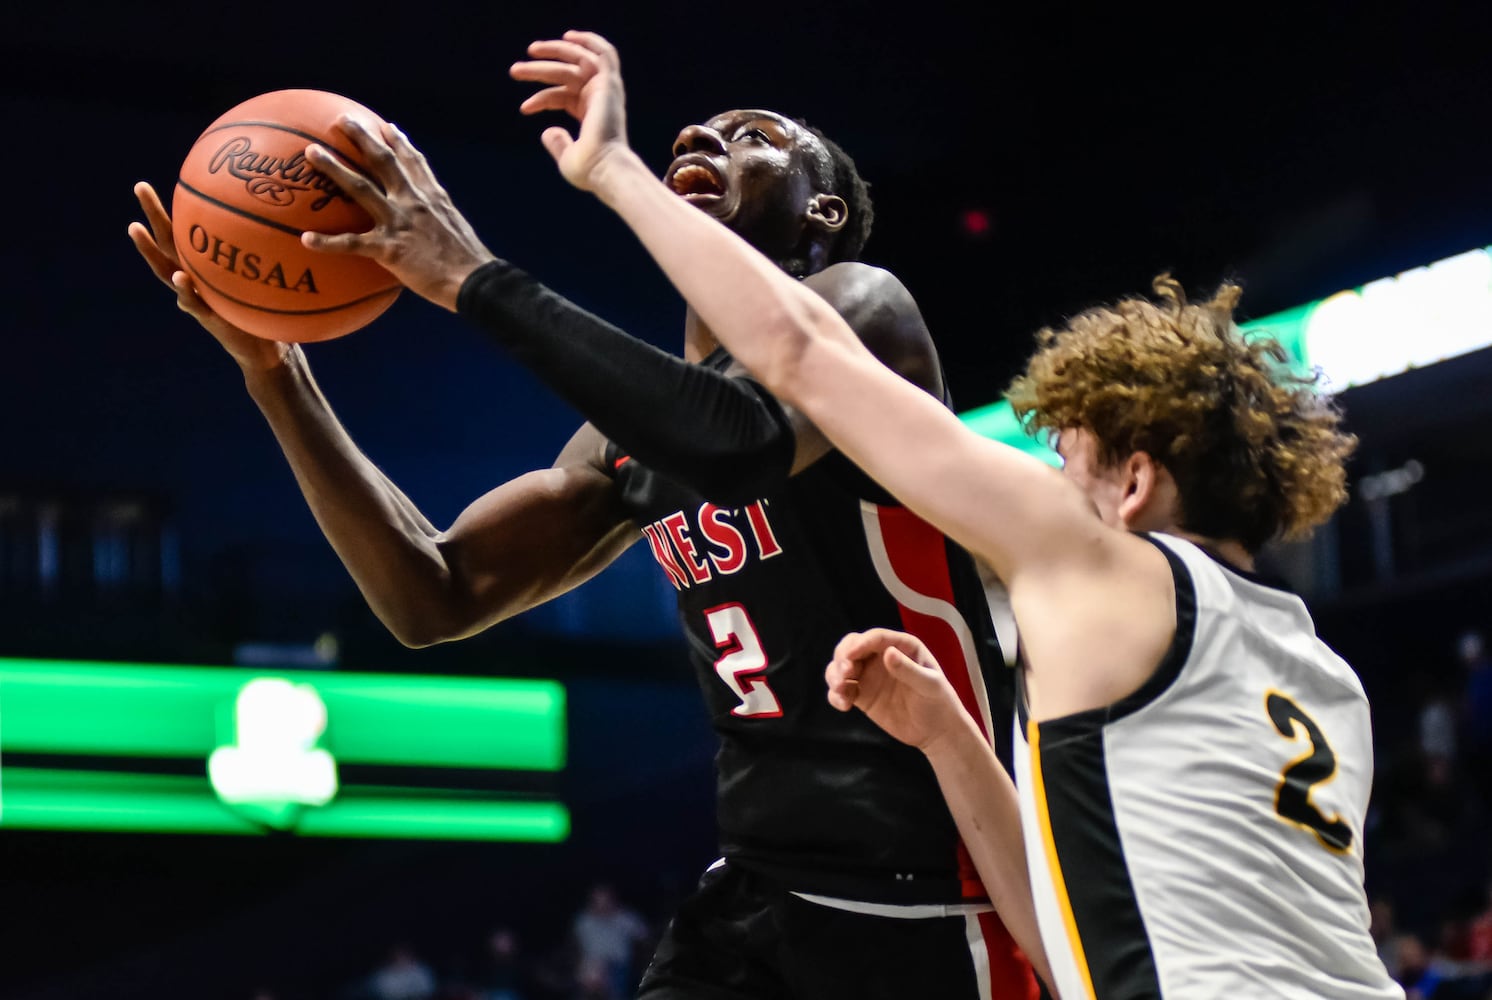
xmin=589 ymin=146 xmax=651 ymax=208
xmin=242 ymin=343 xmax=302 ymax=397
xmin=434 ymin=253 xmax=497 ymax=313
xmin=919 ymin=708 xmax=986 ymax=763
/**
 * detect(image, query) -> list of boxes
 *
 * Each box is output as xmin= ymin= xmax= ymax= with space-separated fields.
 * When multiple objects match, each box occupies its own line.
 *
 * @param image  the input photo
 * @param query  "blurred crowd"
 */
xmin=1368 ymin=628 xmax=1492 ymax=1000
xmin=249 ymin=882 xmax=657 ymax=1000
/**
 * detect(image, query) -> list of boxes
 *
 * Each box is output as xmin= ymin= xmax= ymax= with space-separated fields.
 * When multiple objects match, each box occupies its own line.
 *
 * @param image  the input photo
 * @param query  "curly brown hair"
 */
xmin=1005 ymin=275 xmax=1357 ymax=552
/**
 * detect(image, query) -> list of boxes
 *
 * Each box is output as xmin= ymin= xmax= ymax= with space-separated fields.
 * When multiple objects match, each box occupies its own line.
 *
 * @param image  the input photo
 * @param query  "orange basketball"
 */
xmin=172 ymin=89 xmax=401 ymax=343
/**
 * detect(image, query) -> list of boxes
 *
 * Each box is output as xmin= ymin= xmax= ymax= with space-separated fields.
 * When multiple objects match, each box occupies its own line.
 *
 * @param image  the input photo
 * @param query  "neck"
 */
xmin=735 ymin=216 xmax=826 ymax=280
xmin=1167 ymin=528 xmax=1255 ymax=572
xmin=789 ymin=238 xmax=830 ymax=278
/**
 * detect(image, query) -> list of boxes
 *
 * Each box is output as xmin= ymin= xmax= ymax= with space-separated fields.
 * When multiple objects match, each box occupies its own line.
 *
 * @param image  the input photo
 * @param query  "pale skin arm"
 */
xmin=827 ymin=627 xmax=1056 ymax=993
xmin=515 ymin=32 xmax=1176 ymax=717
xmin=129 ymin=184 xmax=637 ymax=648
xmin=508 ymin=31 xmax=1103 ymax=586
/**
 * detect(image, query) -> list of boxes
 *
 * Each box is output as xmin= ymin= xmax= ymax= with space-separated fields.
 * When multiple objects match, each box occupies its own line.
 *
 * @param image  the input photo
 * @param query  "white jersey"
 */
xmin=1012 ymin=534 xmax=1402 ymax=999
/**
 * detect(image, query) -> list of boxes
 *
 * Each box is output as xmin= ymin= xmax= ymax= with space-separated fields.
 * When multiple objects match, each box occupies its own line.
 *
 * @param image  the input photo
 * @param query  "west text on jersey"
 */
xmin=641 ymin=501 xmax=783 ymax=589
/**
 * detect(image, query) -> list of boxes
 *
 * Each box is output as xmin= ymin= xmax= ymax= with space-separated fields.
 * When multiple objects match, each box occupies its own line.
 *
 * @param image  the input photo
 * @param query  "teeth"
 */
xmin=671 ymin=164 xmax=722 ymax=196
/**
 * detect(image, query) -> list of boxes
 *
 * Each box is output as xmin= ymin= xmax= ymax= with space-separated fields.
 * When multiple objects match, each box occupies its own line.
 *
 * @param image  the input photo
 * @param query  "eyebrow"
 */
xmin=718 ymin=114 xmax=791 ymax=136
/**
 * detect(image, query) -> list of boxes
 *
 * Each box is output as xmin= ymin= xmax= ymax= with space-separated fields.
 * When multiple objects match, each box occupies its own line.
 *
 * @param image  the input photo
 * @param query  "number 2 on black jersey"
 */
xmin=1265 ymin=690 xmax=1353 ymax=853
xmin=705 ymin=603 xmax=783 ymax=718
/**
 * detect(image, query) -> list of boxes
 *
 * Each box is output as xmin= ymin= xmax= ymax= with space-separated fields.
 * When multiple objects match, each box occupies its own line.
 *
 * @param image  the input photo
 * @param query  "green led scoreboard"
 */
xmin=0 ymin=658 xmax=568 ymax=841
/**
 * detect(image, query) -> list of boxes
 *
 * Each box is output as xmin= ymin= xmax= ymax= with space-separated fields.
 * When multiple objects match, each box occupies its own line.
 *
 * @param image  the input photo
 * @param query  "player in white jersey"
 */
xmin=624 ymin=261 xmax=1393 ymax=998
xmin=999 ymin=529 xmax=1388 ymax=998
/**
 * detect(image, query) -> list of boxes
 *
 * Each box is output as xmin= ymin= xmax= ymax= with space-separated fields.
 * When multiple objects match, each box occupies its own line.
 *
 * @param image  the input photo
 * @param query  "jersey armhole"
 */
xmin=1035 ymin=536 xmax=1199 ymax=742
xmin=1115 ymin=537 xmax=1200 ymax=719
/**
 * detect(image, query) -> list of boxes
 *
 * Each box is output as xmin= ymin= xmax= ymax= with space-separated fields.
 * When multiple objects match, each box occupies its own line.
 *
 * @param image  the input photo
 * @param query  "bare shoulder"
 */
xmin=803 ymin=262 xmax=923 ymax=327
xmin=802 ymin=263 xmax=939 ymax=392
xmin=1015 ymin=528 xmax=1182 ymax=720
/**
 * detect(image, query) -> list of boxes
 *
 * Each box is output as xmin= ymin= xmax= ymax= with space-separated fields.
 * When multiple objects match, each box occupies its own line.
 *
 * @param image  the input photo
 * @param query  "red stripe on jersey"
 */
xmin=871 ymin=505 xmax=987 ymax=733
xmin=977 ymin=911 xmax=1041 ymax=1000
xmin=614 ymin=455 xmax=632 ymax=469
xmin=869 ymin=504 xmax=993 ymax=901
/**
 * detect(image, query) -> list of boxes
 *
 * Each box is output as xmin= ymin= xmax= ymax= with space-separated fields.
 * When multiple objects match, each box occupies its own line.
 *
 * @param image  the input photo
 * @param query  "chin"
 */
xmin=704 ymin=197 xmax=740 ymax=225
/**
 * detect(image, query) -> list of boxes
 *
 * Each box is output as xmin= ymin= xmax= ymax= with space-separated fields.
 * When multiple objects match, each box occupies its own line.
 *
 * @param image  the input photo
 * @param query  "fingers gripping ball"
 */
xmin=172 ymin=89 xmax=400 ymax=343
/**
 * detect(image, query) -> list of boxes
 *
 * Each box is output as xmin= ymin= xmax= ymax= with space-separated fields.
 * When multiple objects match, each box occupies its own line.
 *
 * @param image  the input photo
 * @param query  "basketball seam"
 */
xmin=179 ymin=258 xmax=399 ymax=317
xmin=175 ymin=180 xmax=312 ymax=239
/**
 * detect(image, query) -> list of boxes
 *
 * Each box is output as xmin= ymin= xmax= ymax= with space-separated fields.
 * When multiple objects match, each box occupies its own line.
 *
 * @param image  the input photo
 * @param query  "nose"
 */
xmin=672 ymin=124 xmax=726 ymax=158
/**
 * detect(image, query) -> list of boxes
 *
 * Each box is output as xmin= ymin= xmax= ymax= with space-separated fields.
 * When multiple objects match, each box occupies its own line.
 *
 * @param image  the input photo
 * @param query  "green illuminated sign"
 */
xmin=0 ymin=768 xmax=568 ymax=840
xmin=959 ymin=244 xmax=1492 ymax=461
xmin=1237 ymin=245 xmax=1492 ymax=390
xmin=208 ymin=678 xmax=339 ymax=828
xmin=959 ymin=400 xmax=1063 ymax=468
xmin=0 ymin=658 xmax=568 ymax=841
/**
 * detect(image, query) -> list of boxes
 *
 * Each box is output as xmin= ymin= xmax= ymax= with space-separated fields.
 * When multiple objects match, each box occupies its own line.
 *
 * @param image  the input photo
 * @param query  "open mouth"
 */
xmin=667 ymin=160 xmax=726 ymax=202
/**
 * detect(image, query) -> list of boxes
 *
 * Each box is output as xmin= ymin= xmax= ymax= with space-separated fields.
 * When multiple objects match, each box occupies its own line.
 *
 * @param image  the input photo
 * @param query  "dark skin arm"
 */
xmin=129 ymin=183 xmax=636 ymax=648
xmin=248 ymin=365 xmax=637 ymax=647
xmin=130 ymin=109 xmax=937 ymax=646
xmin=296 ymin=118 xmax=946 ymax=479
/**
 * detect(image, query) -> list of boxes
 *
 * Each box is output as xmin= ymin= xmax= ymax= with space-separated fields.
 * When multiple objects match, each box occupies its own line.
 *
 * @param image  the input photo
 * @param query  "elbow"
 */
xmin=387 ymin=592 xmax=515 ymax=647
xmin=760 ymin=336 xmax=809 ymax=404
xmin=380 ymin=581 xmax=493 ymax=650
xmin=393 ymin=627 xmax=442 ymax=650
xmin=389 ymin=609 xmax=498 ymax=649
xmin=755 ymin=304 xmax=834 ymax=407
xmin=385 ymin=612 xmax=455 ymax=650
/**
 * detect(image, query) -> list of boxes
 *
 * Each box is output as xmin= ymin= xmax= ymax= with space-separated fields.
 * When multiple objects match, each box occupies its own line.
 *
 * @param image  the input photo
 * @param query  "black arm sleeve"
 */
xmin=457 ymin=259 xmax=796 ymax=503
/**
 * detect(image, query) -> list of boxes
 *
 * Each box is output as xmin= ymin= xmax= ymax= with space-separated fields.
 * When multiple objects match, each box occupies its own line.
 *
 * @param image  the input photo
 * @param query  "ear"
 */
xmin=806 ymin=193 xmax=849 ymax=234
xmin=1115 ymin=451 xmax=1162 ymax=529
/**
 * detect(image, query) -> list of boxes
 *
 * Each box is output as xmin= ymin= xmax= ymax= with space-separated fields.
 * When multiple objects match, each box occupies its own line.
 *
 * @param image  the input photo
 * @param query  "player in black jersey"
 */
xmin=129 ymin=31 xmax=1044 ymax=998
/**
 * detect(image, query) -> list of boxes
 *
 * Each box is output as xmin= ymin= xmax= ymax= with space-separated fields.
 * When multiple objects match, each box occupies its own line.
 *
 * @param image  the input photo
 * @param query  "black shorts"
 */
xmin=636 ymin=861 xmax=1039 ymax=1000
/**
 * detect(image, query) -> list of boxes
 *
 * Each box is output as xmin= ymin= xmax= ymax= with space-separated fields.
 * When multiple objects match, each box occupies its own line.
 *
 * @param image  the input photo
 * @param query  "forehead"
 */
xmin=704 ymin=109 xmax=812 ymax=145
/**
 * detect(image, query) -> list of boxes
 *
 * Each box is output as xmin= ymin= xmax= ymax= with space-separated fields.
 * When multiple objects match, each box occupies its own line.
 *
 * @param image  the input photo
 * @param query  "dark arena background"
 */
xmin=6 ymin=4 xmax=1492 ymax=998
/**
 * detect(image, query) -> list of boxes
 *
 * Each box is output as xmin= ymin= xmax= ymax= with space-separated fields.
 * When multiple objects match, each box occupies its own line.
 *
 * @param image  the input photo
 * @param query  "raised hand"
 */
xmin=300 ymin=119 xmax=496 ymax=312
xmin=510 ymin=30 xmax=632 ymax=192
xmin=825 ymin=628 xmax=969 ymax=752
xmin=128 ymin=181 xmax=289 ymax=373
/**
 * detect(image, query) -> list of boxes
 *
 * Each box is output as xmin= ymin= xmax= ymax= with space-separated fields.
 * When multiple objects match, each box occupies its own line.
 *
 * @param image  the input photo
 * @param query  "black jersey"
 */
xmin=604 ymin=348 xmax=1013 ymax=906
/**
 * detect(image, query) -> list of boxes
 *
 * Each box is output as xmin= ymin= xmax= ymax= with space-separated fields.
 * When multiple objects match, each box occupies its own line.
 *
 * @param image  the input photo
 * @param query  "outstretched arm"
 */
xmin=297 ymin=117 xmax=944 ymax=503
xmin=130 ymin=184 xmax=637 ymax=648
xmin=505 ymin=32 xmax=1096 ymax=589
xmin=511 ymin=32 xmax=1180 ymax=725
xmin=247 ymin=359 xmax=637 ymax=646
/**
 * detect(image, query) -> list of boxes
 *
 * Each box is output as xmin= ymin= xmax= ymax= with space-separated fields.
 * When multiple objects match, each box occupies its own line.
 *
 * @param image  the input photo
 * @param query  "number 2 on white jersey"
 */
xmin=705 ymin=603 xmax=782 ymax=718
xmin=1266 ymin=689 xmax=1353 ymax=853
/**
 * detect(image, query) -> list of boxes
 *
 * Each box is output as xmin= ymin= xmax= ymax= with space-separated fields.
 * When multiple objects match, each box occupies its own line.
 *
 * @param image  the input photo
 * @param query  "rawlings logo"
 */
xmin=208 ymin=136 xmax=352 ymax=211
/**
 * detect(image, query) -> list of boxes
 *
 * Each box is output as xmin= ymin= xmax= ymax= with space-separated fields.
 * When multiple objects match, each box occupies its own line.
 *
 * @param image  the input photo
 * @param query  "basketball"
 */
xmin=171 ymin=89 xmax=401 ymax=343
